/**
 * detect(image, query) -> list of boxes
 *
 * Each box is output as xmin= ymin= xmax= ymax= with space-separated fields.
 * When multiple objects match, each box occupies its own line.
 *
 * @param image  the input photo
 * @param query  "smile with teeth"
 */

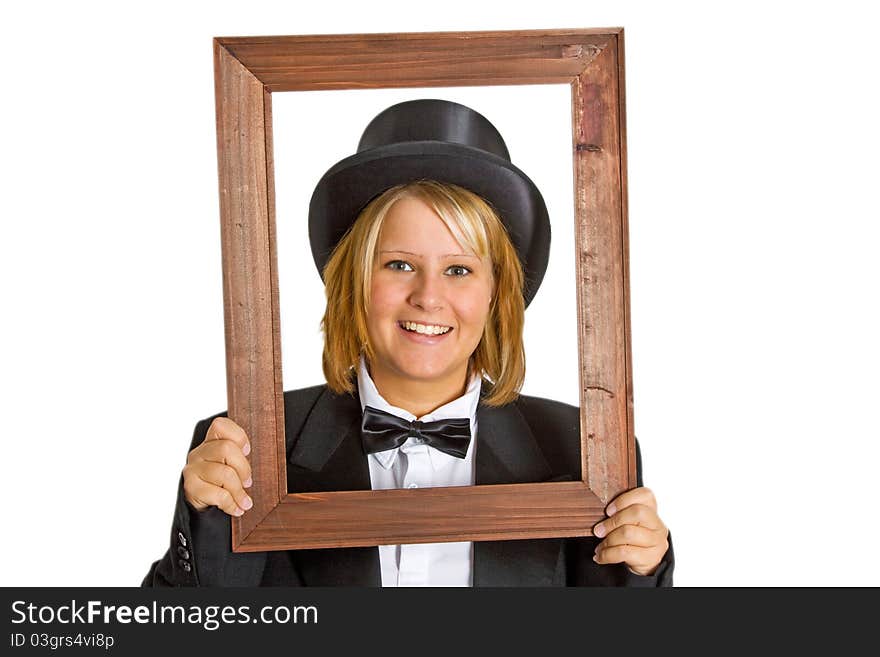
xmin=399 ymin=321 xmax=452 ymax=336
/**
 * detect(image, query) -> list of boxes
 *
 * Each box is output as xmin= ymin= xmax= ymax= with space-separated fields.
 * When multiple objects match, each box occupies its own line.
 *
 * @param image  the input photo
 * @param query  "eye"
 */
xmin=445 ymin=265 xmax=472 ymax=277
xmin=385 ymin=260 xmax=414 ymax=272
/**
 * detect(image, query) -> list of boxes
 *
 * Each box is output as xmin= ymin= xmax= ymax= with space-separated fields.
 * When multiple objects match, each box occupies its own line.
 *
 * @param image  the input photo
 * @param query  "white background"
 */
xmin=2 ymin=1 xmax=878 ymax=587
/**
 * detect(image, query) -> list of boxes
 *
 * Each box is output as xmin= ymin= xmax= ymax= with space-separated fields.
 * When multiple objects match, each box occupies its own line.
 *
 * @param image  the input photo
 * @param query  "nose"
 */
xmin=408 ymin=271 xmax=444 ymax=312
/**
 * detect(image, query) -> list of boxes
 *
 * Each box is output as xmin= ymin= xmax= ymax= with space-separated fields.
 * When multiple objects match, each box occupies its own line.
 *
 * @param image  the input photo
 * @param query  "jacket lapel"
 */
xmin=285 ymin=386 xmax=381 ymax=586
xmin=473 ymin=399 xmax=565 ymax=586
xmin=474 ymin=400 xmax=553 ymax=485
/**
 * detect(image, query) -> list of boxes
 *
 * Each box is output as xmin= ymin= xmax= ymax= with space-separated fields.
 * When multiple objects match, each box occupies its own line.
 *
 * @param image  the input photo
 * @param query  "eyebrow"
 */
xmin=379 ymin=250 xmax=480 ymax=260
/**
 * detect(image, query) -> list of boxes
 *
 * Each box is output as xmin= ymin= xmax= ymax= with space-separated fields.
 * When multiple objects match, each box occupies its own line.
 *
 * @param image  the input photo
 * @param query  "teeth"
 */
xmin=402 ymin=321 xmax=451 ymax=335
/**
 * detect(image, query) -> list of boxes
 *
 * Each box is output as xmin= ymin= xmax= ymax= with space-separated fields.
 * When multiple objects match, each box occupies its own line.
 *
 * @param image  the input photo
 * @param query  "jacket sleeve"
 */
xmin=141 ymin=414 xmax=266 ymax=586
xmin=566 ymin=437 xmax=674 ymax=587
xmin=626 ymin=437 xmax=674 ymax=586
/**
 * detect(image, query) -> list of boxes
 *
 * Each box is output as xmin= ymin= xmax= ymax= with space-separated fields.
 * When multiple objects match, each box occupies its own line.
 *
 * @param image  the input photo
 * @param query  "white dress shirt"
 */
xmin=356 ymin=357 xmax=480 ymax=587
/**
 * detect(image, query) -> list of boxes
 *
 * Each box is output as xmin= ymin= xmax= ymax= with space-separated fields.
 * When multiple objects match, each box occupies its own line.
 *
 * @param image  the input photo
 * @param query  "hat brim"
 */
xmin=308 ymin=141 xmax=550 ymax=307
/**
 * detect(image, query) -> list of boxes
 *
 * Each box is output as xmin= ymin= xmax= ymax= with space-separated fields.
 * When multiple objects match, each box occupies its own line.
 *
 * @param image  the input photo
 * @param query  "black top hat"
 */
xmin=308 ymin=99 xmax=551 ymax=307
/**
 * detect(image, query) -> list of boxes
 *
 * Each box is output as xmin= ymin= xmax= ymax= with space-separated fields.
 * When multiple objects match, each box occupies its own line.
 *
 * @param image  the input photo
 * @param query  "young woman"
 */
xmin=144 ymin=99 xmax=672 ymax=586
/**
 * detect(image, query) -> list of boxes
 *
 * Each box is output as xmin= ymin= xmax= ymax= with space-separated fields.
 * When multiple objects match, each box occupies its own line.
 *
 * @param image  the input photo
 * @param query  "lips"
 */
xmin=396 ymin=321 xmax=453 ymax=343
xmin=398 ymin=320 xmax=452 ymax=335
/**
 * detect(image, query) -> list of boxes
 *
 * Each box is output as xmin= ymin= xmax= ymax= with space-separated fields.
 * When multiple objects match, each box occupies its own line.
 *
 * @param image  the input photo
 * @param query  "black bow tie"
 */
xmin=360 ymin=405 xmax=472 ymax=459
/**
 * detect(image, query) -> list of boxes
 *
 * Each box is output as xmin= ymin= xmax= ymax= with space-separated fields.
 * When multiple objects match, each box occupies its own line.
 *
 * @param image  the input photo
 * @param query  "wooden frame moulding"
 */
xmin=213 ymin=27 xmax=637 ymax=552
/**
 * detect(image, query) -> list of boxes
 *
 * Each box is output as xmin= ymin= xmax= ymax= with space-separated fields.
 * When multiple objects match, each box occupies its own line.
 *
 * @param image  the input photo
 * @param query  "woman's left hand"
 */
xmin=592 ymin=487 xmax=669 ymax=576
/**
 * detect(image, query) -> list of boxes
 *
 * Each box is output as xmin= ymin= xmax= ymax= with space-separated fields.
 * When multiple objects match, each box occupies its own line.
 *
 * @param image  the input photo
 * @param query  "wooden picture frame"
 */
xmin=213 ymin=28 xmax=637 ymax=552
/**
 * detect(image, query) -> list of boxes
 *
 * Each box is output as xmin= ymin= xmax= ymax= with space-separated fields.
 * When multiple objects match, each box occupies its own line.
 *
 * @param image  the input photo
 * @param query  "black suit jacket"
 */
xmin=143 ymin=384 xmax=674 ymax=586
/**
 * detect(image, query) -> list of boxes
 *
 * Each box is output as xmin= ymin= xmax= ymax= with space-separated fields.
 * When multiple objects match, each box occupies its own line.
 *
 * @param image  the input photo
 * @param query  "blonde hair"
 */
xmin=320 ymin=180 xmax=525 ymax=406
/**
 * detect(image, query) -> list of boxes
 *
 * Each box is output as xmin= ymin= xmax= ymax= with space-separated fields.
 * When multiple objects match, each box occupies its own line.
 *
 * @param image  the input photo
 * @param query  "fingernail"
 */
xmin=593 ymin=553 xmax=600 ymax=562
xmin=244 ymin=477 xmax=253 ymax=488
xmin=594 ymin=524 xmax=606 ymax=538
xmin=232 ymin=508 xmax=244 ymax=517
xmin=241 ymin=496 xmax=253 ymax=510
xmin=243 ymin=443 xmax=251 ymax=456
xmin=606 ymin=503 xmax=616 ymax=516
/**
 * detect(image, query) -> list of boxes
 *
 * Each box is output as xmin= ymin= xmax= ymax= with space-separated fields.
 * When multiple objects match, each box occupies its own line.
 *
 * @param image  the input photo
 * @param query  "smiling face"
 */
xmin=365 ymin=196 xmax=494 ymax=404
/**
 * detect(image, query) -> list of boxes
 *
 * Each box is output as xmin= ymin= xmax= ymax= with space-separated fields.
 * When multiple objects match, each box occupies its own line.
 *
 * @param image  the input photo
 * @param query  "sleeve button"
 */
xmin=178 ymin=559 xmax=192 ymax=573
xmin=178 ymin=531 xmax=187 ymax=547
xmin=177 ymin=546 xmax=190 ymax=560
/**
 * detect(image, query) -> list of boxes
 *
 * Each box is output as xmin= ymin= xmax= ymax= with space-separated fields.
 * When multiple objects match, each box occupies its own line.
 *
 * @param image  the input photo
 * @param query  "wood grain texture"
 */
xmin=212 ymin=28 xmax=636 ymax=551
xmin=238 ymin=482 xmax=604 ymax=552
xmin=213 ymin=42 xmax=285 ymax=549
xmin=217 ymin=29 xmax=614 ymax=91
xmin=571 ymin=35 xmax=637 ymax=504
xmin=261 ymin=87 xmax=288 ymax=504
xmin=617 ymin=30 xmax=639 ymax=491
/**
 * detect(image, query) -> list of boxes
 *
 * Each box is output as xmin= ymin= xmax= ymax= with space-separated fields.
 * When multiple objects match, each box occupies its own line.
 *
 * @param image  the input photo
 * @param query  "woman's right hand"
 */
xmin=182 ymin=417 xmax=254 ymax=516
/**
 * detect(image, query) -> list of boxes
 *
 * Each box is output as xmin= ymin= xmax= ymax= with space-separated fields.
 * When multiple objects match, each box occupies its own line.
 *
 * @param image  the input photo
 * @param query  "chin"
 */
xmin=395 ymin=364 xmax=454 ymax=383
xmin=389 ymin=357 xmax=462 ymax=383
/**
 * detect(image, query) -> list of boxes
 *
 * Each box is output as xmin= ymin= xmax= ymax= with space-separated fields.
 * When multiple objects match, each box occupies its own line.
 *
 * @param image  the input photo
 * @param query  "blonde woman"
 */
xmin=144 ymin=100 xmax=672 ymax=586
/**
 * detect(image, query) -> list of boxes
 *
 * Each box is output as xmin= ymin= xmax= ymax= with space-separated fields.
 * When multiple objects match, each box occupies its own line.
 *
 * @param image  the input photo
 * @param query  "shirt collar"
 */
xmin=356 ymin=355 xmax=482 ymax=471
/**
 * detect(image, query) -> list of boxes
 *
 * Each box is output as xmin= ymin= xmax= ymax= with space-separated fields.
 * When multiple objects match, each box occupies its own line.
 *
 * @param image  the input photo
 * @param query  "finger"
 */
xmin=597 ymin=523 xmax=660 ymax=549
xmin=191 ymin=483 xmax=245 ymax=517
xmin=606 ymin=486 xmax=656 ymax=516
xmin=205 ymin=417 xmax=251 ymax=456
xmin=593 ymin=503 xmax=664 ymax=537
xmin=183 ymin=463 xmax=243 ymax=515
xmin=182 ymin=465 xmax=211 ymax=512
xmin=190 ymin=461 xmax=253 ymax=515
xmin=593 ymin=543 xmax=661 ymax=572
xmin=183 ymin=473 xmax=241 ymax=516
xmin=189 ymin=438 xmax=253 ymax=488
